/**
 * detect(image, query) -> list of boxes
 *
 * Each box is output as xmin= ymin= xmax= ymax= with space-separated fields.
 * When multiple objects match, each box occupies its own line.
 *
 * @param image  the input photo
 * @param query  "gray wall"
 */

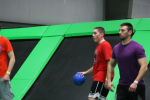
xmin=0 ymin=0 xmax=104 ymax=25
xmin=104 ymin=0 xmax=131 ymax=21
xmin=132 ymin=0 xmax=150 ymax=18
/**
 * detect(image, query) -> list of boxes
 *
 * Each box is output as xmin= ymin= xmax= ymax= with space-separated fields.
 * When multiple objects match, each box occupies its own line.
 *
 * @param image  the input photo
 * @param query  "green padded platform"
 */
xmin=135 ymin=18 xmax=150 ymax=31
xmin=0 ymin=26 xmax=48 ymax=40
xmin=65 ymin=18 xmax=141 ymax=37
xmin=11 ymin=36 xmax=64 ymax=100
xmin=132 ymin=31 xmax=150 ymax=63
xmin=42 ymin=24 xmax=71 ymax=37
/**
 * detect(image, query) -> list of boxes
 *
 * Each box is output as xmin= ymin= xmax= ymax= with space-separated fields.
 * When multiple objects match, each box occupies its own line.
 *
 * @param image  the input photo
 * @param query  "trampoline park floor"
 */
xmin=10 ymin=39 xmax=39 ymax=80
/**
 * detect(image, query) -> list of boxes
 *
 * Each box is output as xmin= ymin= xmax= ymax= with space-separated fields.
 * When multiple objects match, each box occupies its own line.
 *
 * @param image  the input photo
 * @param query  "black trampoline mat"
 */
xmin=142 ymin=67 xmax=150 ymax=100
xmin=23 ymin=35 xmax=121 ymax=100
xmin=10 ymin=39 xmax=39 ymax=80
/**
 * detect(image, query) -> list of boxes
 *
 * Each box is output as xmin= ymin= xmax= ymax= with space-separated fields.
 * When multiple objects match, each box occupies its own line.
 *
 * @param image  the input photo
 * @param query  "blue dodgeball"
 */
xmin=73 ymin=73 xmax=85 ymax=86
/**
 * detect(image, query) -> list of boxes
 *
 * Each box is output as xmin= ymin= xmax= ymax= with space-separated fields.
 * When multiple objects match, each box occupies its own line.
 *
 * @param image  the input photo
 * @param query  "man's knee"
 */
xmin=88 ymin=97 xmax=97 ymax=100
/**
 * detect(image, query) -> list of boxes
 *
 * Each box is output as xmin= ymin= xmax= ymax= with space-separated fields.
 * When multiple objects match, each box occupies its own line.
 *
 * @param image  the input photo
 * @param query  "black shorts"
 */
xmin=88 ymin=81 xmax=109 ymax=100
xmin=137 ymin=85 xmax=145 ymax=100
xmin=115 ymin=84 xmax=145 ymax=100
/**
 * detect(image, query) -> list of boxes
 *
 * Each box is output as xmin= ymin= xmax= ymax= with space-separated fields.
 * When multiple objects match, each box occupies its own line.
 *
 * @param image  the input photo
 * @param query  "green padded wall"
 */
xmin=0 ymin=26 xmax=48 ymax=40
xmin=42 ymin=24 xmax=71 ymax=37
xmin=11 ymin=36 xmax=64 ymax=100
xmin=135 ymin=18 xmax=150 ymax=31
xmin=65 ymin=18 xmax=141 ymax=37
xmin=132 ymin=31 xmax=150 ymax=63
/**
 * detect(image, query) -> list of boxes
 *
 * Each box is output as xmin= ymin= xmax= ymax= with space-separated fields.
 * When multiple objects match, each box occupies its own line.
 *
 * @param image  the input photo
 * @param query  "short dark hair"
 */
xmin=120 ymin=23 xmax=133 ymax=36
xmin=94 ymin=27 xmax=105 ymax=35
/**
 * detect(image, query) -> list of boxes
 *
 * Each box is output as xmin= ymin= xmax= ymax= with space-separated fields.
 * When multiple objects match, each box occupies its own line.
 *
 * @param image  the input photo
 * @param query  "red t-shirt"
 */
xmin=0 ymin=36 xmax=13 ymax=77
xmin=93 ymin=41 xmax=114 ymax=82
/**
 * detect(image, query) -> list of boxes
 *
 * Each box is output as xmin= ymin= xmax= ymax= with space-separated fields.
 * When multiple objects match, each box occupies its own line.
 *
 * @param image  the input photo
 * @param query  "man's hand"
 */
xmin=105 ymin=80 xmax=115 ymax=92
xmin=77 ymin=72 xmax=87 ymax=76
xmin=129 ymin=82 xmax=137 ymax=92
xmin=2 ymin=74 xmax=10 ymax=82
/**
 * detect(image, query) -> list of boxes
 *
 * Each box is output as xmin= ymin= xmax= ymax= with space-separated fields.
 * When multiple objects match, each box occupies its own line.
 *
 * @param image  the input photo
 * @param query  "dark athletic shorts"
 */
xmin=88 ymin=81 xmax=109 ymax=100
xmin=115 ymin=84 xmax=145 ymax=100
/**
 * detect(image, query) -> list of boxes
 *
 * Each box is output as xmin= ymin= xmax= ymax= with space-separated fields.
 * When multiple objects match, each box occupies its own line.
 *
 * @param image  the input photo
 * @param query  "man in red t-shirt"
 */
xmin=0 ymin=24 xmax=15 ymax=100
xmin=78 ymin=27 xmax=114 ymax=100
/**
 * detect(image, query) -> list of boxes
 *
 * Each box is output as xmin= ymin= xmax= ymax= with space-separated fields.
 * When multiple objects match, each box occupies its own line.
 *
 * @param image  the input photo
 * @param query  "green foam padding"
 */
xmin=11 ymin=36 xmax=64 ymax=100
xmin=42 ymin=24 xmax=71 ymax=37
xmin=135 ymin=18 xmax=150 ymax=31
xmin=132 ymin=31 xmax=150 ymax=63
xmin=65 ymin=18 xmax=141 ymax=37
xmin=0 ymin=26 xmax=49 ymax=40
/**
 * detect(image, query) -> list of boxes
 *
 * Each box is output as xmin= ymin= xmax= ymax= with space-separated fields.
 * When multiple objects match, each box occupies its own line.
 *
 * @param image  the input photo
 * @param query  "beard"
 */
xmin=119 ymin=35 xmax=128 ymax=40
